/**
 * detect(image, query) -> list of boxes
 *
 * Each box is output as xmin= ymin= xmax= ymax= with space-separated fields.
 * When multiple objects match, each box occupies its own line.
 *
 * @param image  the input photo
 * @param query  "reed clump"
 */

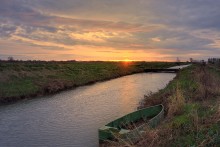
xmin=193 ymin=65 xmax=220 ymax=100
xmin=167 ymin=83 xmax=185 ymax=117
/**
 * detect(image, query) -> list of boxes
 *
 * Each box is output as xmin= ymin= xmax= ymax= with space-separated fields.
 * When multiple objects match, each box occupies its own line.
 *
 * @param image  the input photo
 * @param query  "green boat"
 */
xmin=98 ymin=104 xmax=164 ymax=142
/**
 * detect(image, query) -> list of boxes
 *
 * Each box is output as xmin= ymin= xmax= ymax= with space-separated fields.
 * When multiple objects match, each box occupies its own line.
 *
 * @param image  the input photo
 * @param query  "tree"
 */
xmin=176 ymin=57 xmax=180 ymax=62
xmin=8 ymin=56 xmax=14 ymax=61
xmin=176 ymin=57 xmax=180 ymax=65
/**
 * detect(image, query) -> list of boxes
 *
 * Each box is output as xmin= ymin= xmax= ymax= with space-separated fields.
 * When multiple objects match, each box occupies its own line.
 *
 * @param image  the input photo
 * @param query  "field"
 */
xmin=0 ymin=61 xmax=180 ymax=104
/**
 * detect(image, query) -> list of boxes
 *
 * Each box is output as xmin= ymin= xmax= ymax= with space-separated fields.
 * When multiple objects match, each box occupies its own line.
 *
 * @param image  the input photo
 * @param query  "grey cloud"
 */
xmin=0 ymin=24 xmax=17 ymax=38
xmin=142 ymin=0 xmax=220 ymax=30
xmin=0 ymin=0 xmax=153 ymax=33
xmin=0 ymin=0 xmax=49 ymax=23
xmin=138 ymin=28 xmax=214 ymax=50
xmin=35 ymin=0 xmax=220 ymax=31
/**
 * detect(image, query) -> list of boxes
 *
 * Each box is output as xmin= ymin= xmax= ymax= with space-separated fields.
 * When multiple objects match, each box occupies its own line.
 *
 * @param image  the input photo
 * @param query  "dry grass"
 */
xmin=136 ymin=65 xmax=220 ymax=146
xmin=194 ymin=65 xmax=220 ymax=100
xmin=100 ymin=127 xmax=160 ymax=147
xmin=167 ymin=83 xmax=185 ymax=117
xmin=102 ymin=64 xmax=220 ymax=146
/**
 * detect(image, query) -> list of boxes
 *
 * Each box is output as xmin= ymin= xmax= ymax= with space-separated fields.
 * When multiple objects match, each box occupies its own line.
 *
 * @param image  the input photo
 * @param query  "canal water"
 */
xmin=0 ymin=65 xmax=188 ymax=147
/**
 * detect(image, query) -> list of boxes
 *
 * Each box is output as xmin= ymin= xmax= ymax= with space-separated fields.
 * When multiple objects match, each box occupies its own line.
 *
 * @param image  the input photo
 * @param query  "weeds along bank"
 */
xmin=0 ymin=61 xmax=179 ymax=104
xmin=103 ymin=64 xmax=220 ymax=146
xmin=135 ymin=64 xmax=220 ymax=146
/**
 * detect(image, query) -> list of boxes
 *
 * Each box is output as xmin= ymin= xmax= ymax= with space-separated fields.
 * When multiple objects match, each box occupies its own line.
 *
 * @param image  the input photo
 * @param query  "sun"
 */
xmin=122 ymin=59 xmax=133 ymax=62
xmin=109 ymin=59 xmax=134 ymax=62
xmin=121 ymin=59 xmax=133 ymax=67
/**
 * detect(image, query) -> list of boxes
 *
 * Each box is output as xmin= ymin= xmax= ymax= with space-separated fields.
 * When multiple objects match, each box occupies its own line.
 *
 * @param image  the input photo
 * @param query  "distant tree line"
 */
xmin=208 ymin=58 xmax=220 ymax=65
xmin=0 ymin=56 xmax=77 ymax=63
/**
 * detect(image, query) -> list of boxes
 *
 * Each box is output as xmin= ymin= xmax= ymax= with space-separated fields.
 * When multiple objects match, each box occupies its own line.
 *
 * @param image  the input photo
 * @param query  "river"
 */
xmin=0 ymin=65 xmax=188 ymax=147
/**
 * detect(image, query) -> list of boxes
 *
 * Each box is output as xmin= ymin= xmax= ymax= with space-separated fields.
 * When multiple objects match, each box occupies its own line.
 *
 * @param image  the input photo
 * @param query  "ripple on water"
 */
xmin=0 ymin=72 xmax=176 ymax=147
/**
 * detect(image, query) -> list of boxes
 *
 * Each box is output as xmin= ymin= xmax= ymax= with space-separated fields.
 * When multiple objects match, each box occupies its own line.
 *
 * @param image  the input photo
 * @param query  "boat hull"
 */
xmin=99 ymin=104 xmax=164 ymax=142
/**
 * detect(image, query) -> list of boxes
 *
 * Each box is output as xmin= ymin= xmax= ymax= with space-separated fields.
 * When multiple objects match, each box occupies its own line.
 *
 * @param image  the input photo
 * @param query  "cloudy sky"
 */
xmin=0 ymin=0 xmax=220 ymax=61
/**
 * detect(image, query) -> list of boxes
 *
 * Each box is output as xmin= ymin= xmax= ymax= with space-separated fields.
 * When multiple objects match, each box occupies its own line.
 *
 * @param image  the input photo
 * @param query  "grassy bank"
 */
xmin=103 ymin=64 xmax=220 ymax=146
xmin=134 ymin=64 xmax=220 ymax=146
xmin=0 ymin=61 xmax=180 ymax=104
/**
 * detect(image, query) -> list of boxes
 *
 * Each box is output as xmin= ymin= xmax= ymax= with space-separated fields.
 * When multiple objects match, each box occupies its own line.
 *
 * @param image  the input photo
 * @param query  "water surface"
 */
xmin=0 ymin=72 xmax=177 ymax=147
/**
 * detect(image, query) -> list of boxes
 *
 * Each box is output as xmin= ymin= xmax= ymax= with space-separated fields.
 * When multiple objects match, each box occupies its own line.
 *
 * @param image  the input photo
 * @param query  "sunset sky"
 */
xmin=1 ymin=0 xmax=220 ymax=61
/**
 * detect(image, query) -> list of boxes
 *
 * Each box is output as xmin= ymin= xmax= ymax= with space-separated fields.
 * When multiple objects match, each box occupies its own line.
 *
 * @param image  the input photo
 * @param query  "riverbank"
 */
xmin=102 ymin=64 xmax=220 ymax=146
xmin=131 ymin=64 xmax=220 ymax=146
xmin=0 ymin=61 xmax=182 ymax=104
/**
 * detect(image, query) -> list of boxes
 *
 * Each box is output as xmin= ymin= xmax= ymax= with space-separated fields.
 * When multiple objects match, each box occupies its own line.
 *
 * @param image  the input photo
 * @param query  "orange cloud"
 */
xmin=152 ymin=37 xmax=161 ymax=42
xmin=70 ymin=32 xmax=117 ymax=42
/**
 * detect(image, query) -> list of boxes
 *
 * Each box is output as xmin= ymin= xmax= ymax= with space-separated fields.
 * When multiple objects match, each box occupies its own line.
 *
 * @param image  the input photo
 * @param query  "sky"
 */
xmin=1 ymin=0 xmax=220 ymax=61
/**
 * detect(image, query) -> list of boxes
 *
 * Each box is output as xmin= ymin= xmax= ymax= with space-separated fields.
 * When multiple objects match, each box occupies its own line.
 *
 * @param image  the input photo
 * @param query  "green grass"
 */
xmin=0 ymin=78 xmax=38 ymax=98
xmin=0 ymin=61 xmax=182 ymax=103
